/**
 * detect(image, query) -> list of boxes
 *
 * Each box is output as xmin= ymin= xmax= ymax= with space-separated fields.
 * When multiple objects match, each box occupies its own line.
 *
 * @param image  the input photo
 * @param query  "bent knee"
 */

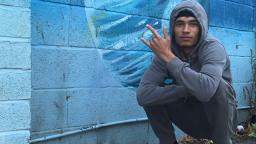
xmin=213 ymin=79 xmax=235 ymax=103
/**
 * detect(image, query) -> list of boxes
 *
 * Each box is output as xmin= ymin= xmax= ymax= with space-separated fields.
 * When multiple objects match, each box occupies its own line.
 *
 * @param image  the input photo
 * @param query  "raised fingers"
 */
xmin=140 ymin=37 xmax=151 ymax=48
xmin=163 ymin=26 xmax=169 ymax=39
xmin=146 ymin=24 xmax=161 ymax=38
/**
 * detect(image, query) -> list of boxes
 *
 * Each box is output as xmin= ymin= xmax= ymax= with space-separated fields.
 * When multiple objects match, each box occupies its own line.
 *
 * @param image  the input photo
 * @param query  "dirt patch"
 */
xmin=179 ymin=136 xmax=213 ymax=144
xmin=179 ymin=116 xmax=256 ymax=144
xmin=232 ymin=135 xmax=256 ymax=144
xmin=179 ymin=135 xmax=256 ymax=144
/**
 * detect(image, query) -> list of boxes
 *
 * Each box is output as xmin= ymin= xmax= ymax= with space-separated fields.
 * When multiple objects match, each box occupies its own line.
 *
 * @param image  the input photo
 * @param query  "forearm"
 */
xmin=137 ymin=82 xmax=188 ymax=106
xmin=166 ymin=56 xmax=224 ymax=102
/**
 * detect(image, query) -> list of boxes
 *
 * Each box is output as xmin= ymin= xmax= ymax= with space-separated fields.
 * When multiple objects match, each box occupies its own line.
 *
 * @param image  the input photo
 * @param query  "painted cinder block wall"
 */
xmin=0 ymin=0 xmax=31 ymax=144
xmin=204 ymin=0 xmax=256 ymax=121
xmin=30 ymin=1 xmax=181 ymax=143
xmin=30 ymin=0 xmax=255 ymax=144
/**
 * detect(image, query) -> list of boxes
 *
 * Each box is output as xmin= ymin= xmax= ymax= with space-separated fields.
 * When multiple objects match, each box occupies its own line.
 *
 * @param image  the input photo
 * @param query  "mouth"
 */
xmin=180 ymin=36 xmax=192 ymax=41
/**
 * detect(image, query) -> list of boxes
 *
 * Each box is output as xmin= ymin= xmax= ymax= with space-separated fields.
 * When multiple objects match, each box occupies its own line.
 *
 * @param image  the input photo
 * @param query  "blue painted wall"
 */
xmin=31 ymin=0 xmax=256 ymax=144
xmin=205 ymin=0 xmax=256 ymax=111
xmin=0 ymin=0 xmax=31 ymax=144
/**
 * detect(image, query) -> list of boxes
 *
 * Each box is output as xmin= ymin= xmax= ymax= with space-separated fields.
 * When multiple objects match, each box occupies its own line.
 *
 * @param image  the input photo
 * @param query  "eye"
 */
xmin=189 ymin=22 xmax=199 ymax=27
xmin=175 ymin=22 xmax=184 ymax=27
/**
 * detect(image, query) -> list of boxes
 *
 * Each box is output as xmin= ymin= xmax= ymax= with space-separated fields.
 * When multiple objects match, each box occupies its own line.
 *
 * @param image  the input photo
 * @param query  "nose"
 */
xmin=183 ymin=24 xmax=190 ymax=33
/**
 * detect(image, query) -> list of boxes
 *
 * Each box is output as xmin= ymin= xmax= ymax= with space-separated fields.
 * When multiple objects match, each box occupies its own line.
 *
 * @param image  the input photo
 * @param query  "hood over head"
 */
xmin=170 ymin=0 xmax=208 ymax=59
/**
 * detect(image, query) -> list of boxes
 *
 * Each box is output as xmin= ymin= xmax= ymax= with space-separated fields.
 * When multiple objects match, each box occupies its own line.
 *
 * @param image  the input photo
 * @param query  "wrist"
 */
xmin=164 ymin=53 xmax=176 ymax=63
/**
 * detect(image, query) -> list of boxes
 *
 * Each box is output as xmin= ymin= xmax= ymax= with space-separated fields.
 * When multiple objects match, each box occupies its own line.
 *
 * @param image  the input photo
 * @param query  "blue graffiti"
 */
xmin=85 ymin=0 xmax=181 ymax=87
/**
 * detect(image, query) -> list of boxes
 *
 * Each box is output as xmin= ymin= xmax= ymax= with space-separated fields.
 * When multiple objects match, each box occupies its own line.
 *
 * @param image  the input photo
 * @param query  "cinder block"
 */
xmin=35 ymin=0 xmax=91 ymax=7
xmin=0 ymin=101 xmax=30 ymax=132
xmin=32 ymin=46 xmax=121 ymax=89
xmin=31 ymin=1 xmax=69 ymax=46
xmin=209 ymin=27 xmax=254 ymax=57
xmin=67 ymin=131 xmax=97 ymax=144
xmin=199 ymin=0 xmax=210 ymax=15
xmin=233 ymin=82 xmax=253 ymax=108
xmin=0 ymin=41 xmax=30 ymax=69
xmin=67 ymin=88 xmax=145 ymax=127
xmin=69 ymin=7 xmax=95 ymax=47
xmin=223 ymin=2 xmax=253 ymax=30
xmin=254 ymin=8 xmax=256 ymax=31
xmin=238 ymin=4 xmax=253 ymax=31
xmin=97 ymin=122 xmax=148 ymax=144
xmin=0 ymin=0 xmax=30 ymax=8
xmin=40 ymin=0 xmax=69 ymax=5
xmin=229 ymin=56 xmax=253 ymax=83
xmin=0 ymin=6 xmax=30 ymax=38
xmin=102 ymin=50 xmax=152 ymax=87
xmin=31 ymin=90 xmax=68 ymax=132
xmin=224 ymin=1 xmax=240 ymax=29
xmin=208 ymin=0 xmax=225 ymax=27
xmin=0 ymin=71 xmax=31 ymax=100
xmin=227 ymin=0 xmax=253 ymax=6
xmin=253 ymin=0 xmax=256 ymax=7
xmin=0 ymin=131 xmax=30 ymax=144
xmin=33 ymin=131 xmax=97 ymax=144
xmin=92 ymin=0 xmax=179 ymax=19
xmin=226 ymin=0 xmax=239 ymax=3
xmin=243 ymin=0 xmax=254 ymax=6
xmin=70 ymin=0 xmax=90 ymax=7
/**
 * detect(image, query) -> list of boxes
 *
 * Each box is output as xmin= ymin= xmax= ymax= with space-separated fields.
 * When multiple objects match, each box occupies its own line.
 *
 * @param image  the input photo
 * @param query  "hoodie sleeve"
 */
xmin=137 ymin=56 xmax=188 ymax=106
xmin=166 ymin=42 xmax=226 ymax=102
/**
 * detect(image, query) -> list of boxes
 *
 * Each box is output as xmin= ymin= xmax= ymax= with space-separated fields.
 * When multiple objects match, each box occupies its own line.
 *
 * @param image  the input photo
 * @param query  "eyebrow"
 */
xmin=175 ymin=19 xmax=198 ymax=23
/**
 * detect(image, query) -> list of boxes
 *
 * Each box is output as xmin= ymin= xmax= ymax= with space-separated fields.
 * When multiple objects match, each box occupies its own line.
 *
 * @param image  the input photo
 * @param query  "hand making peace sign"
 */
xmin=140 ymin=24 xmax=175 ymax=63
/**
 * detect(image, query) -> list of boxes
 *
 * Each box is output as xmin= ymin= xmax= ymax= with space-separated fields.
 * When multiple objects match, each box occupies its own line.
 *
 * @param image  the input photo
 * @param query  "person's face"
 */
xmin=174 ymin=16 xmax=200 ymax=48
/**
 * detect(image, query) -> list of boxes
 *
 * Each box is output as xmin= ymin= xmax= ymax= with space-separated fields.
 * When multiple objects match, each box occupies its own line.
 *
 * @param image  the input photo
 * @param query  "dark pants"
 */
xmin=143 ymin=79 xmax=237 ymax=144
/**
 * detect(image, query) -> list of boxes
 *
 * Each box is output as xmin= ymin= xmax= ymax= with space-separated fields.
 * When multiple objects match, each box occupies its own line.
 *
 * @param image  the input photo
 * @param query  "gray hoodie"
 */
xmin=137 ymin=0 xmax=233 ymax=106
